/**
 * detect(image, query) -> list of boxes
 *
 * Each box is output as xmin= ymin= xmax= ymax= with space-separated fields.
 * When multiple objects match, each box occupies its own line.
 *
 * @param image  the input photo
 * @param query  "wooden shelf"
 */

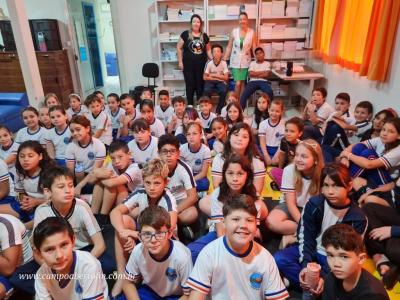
xmin=161 ymin=60 xmax=178 ymax=63
xmin=158 ymin=19 xmax=191 ymax=23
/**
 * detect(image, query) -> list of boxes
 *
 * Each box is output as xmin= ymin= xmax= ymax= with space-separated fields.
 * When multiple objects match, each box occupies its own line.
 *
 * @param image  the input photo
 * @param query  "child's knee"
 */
xmin=178 ymin=206 xmax=198 ymax=224
xmin=352 ymin=143 xmax=368 ymax=155
xmin=122 ymin=215 xmax=136 ymax=230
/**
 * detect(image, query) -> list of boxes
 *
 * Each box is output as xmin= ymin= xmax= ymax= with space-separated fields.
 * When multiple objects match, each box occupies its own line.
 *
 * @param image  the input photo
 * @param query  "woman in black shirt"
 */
xmin=177 ymin=14 xmax=211 ymax=105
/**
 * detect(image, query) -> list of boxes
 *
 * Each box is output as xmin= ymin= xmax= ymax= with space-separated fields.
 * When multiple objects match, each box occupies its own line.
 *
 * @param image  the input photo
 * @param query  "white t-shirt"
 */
xmin=198 ymin=112 xmax=217 ymax=131
xmin=66 ymin=105 xmax=89 ymax=120
xmin=15 ymin=126 xmax=47 ymax=146
xmin=65 ymin=137 xmax=106 ymax=173
xmin=149 ymin=118 xmax=166 ymax=138
xmin=123 ymin=188 xmax=177 ymax=214
xmin=258 ymin=118 xmax=285 ymax=148
xmin=125 ymin=240 xmax=192 ymax=297
xmin=280 ymin=163 xmax=312 ymax=208
xmin=326 ymin=110 xmax=355 ymax=125
xmin=35 ymin=250 xmax=108 ymax=300
xmin=365 ymin=137 xmax=400 ymax=176
xmin=212 ymin=153 xmax=266 ymax=180
xmin=209 ymin=187 xmax=262 ymax=231
xmin=45 ymin=126 xmax=72 ymax=160
xmin=314 ymin=102 xmax=335 ymax=127
xmin=248 ymin=60 xmax=271 ymax=82
xmin=0 ymin=159 xmax=15 ymax=197
xmin=128 ymin=136 xmax=159 ymax=166
xmin=106 ymin=106 xmax=126 ymax=130
xmin=179 ymin=143 xmax=211 ymax=175
xmin=0 ymin=213 xmax=32 ymax=264
xmin=187 ymin=236 xmax=288 ymax=300
xmin=105 ymin=161 xmax=143 ymax=193
xmin=204 ymin=59 xmax=229 ymax=83
xmin=0 ymin=140 xmax=18 ymax=178
xmin=87 ymin=111 xmax=113 ymax=145
xmin=167 ymin=160 xmax=196 ymax=204
xmin=33 ymin=199 xmax=101 ymax=250
xmin=155 ymin=105 xmax=174 ymax=128
xmin=15 ymin=172 xmax=43 ymax=199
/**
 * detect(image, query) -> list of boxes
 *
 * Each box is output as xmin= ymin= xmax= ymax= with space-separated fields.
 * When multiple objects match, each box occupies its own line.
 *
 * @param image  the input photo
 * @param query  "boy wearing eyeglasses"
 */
xmin=122 ymin=205 xmax=192 ymax=300
xmin=158 ymin=134 xmax=198 ymax=242
xmin=110 ymin=158 xmax=177 ymax=297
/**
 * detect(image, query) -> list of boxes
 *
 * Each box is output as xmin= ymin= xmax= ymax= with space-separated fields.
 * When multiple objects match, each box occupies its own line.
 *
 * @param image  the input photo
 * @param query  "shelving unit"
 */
xmin=155 ymin=0 xmax=206 ymax=96
xmin=155 ymin=0 xmax=315 ymax=97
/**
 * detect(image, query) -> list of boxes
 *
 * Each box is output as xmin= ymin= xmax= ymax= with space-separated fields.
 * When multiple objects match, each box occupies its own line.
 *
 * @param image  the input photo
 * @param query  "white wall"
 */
xmin=110 ymin=0 xmax=158 ymax=92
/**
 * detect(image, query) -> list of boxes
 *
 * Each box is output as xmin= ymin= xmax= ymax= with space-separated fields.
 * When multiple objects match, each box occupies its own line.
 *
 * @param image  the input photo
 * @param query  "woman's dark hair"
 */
xmin=254 ymin=93 xmax=270 ymax=129
xmin=16 ymin=140 xmax=55 ymax=180
xmin=218 ymin=154 xmax=257 ymax=204
xmin=223 ymin=122 xmax=262 ymax=162
xmin=226 ymin=102 xmax=244 ymax=125
xmin=189 ymin=14 xmax=204 ymax=42
xmin=321 ymin=162 xmax=351 ymax=189
xmin=33 ymin=217 xmax=74 ymax=250
xmin=383 ymin=117 xmax=400 ymax=153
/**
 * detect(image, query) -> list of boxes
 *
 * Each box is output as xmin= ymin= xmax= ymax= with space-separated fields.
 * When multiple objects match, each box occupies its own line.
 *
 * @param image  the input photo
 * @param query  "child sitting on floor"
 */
xmin=122 ymin=206 xmax=192 ymax=300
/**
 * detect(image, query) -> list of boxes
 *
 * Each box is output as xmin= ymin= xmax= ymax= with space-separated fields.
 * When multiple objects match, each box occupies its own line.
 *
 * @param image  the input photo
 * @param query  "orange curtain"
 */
xmin=312 ymin=0 xmax=400 ymax=82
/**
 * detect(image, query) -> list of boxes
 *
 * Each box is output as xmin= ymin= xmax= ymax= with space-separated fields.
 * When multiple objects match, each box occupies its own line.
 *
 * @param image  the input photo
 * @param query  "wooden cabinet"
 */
xmin=0 ymin=50 xmax=74 ymax=107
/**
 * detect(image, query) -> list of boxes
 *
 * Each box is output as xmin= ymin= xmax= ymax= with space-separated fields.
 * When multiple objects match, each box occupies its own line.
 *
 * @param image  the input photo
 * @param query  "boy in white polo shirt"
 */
xmin=122 ymin=205 xmax=192 ymax=300
xmin=203 ymin=44 xmax=229 ymax=114
xmin=158 ymin=134 xmax=198 ymax=237
xmin=155 ymin=90 xmax=174 ymax=128
xmin=85 ymin=93 xmax=113 ymax=146
xmin=0 ymin=213 xmax=32 ymax=299
xmin=240 ymin=47 xmax=273 ymax=109
xmin=91 ymin=140 xmax=143 ymax=224
xmin=187 ymin=194 xmax=289 ymax=300
xmin=34 ymin=217 xmax=108 ymax=300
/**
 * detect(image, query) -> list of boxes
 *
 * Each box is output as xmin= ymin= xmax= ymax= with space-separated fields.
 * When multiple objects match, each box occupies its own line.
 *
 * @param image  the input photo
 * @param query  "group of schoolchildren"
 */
xmin=0 ymin=83 xmax=398 ymax=300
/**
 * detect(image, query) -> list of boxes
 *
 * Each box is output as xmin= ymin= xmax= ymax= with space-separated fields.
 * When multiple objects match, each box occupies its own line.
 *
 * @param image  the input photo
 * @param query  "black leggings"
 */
xmin=362 ymin=202 xmax=400 ymax=265
xmin=183 ymin=60 xmax=205 ymax=105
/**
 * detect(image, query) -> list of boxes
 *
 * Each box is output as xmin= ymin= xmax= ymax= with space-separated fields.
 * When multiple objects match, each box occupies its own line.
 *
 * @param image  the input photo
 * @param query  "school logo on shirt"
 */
xmin=64 ymin=137 xmax=71 ymax=144
xmin=87 ymin=151 xmax=95 ymax=160
xmin=165 ymin=267 xmax=177 ymax=282
xmin=195 ymin=159 xmax=202 ymax=166
xmin=249 ymin=272 xmax=263 ymax=290
xmin=275 ymin=132 xmax=284 ymax=138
